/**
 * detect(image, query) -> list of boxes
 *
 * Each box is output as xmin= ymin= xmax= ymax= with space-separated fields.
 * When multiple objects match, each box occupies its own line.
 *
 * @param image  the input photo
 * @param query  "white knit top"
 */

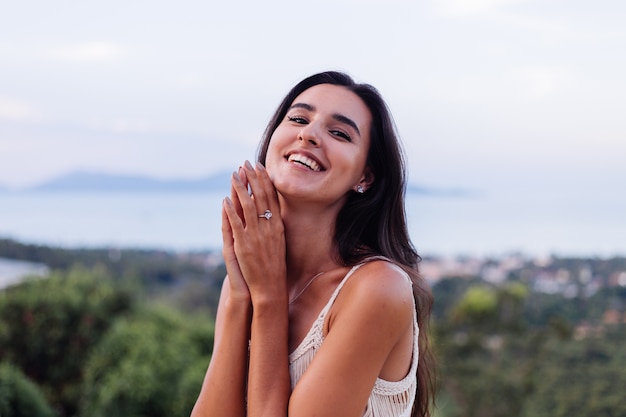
xmin=288 ymin=261 xmax=419 ymax=417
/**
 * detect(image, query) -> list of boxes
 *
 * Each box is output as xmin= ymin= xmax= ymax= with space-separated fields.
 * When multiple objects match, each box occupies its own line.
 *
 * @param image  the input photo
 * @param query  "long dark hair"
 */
xmin=257 ymin=71 xmax=436 ymax=417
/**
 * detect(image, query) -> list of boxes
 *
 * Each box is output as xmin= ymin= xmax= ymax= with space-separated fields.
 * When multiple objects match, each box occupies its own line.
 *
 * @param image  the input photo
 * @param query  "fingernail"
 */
xmin=256 ymin=161 xmax=265 ymax=171
xmin=224 ymin=197 xmax=233 ymax=206
xmin=232 ymin=171 xmax=241 ymax=182
xmin=244 ymin=160 xmax=253 ymax=170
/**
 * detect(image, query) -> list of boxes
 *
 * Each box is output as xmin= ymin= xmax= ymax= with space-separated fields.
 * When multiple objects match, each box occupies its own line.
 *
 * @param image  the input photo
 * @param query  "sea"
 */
xmin=0 ymin=191 xmax=624 ymax=258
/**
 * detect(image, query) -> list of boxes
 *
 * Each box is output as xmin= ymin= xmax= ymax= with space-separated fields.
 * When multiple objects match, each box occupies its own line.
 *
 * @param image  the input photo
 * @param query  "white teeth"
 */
xmin=288 ymin=154 xmax=321 ymax=172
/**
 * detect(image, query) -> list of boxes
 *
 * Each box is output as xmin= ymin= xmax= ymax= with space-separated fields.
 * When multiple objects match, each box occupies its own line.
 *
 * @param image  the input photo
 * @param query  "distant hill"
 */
xmin=406 ymin=183 xmax=478 ymax=198
xmin=8 ymin=171 xmax=474 ymax=197
xmin=27 ymin=171 xmax=232 ymax=193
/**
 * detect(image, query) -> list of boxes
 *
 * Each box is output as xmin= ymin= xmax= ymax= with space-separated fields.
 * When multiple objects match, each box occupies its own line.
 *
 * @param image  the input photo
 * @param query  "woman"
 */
xmin=192 ymin=71 xmax=435 ymax=417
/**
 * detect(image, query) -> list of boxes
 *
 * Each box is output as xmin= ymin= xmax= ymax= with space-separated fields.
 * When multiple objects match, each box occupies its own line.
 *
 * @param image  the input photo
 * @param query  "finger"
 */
xmin=221 ymin=199 xmax=234 ymax=250
xmin=254 ymin=161 xmax=281 ymax=216
xmin=239 ymin=166 xmax=250 ymax=194
xmin=242 ymin=160 xmax=271 ymax=223
xmin=223 ymin=196 xmax=246 ymax=240
xmin=231 ymin=171 xmax=253 ymax=217
xmin=225 ymin=196 xmax=261 ymax=275
xmin=221 ymin=203 xmax=248 ymax=296
xmin=221 ymin=201 xmax=239 ymax=271
xmin=233 ymin=168 xmax=261 ymax=229
xmin=221 ymin=198 xmax=241 ymax=267
xmin=230 ymin=168 xmax=246 ymax=224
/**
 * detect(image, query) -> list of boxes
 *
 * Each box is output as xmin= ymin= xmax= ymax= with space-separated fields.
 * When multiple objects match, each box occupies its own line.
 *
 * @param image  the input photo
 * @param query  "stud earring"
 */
xmin=356 ymin=185 xmax=365 ymax=194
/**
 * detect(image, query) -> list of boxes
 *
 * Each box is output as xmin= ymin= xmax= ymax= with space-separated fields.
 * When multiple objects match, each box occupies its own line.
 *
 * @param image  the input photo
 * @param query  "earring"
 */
xmin=356 ymin=185 xmax=365 ymax=194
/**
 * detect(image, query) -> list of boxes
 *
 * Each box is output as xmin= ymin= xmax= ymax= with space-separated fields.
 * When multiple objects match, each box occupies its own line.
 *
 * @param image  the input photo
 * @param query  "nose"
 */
xmin=297 ymin=122 xmax=321 ymax=147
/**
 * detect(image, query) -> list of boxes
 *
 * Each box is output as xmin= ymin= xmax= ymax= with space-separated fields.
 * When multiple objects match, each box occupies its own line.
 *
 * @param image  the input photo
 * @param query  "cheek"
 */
xmin=264 ymin=141 xmax=281 ymax=179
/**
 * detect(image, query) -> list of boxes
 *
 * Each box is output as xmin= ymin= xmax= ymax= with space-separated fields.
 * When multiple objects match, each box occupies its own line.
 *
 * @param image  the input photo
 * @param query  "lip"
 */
xmin=285 ymin=150 xmax=326 ymax=171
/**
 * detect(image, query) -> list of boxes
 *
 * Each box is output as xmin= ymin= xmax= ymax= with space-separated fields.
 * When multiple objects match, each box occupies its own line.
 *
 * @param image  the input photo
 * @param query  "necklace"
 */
xmin=289 ymin=272 xmax=325 ymax=305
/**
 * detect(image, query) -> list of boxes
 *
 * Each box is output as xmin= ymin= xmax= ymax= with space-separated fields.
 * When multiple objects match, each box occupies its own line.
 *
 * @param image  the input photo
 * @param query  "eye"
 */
xmin=330 ymin=130 xmax=352 ymax=142
xmin=286 ymin=115 xmax=308 ymax=124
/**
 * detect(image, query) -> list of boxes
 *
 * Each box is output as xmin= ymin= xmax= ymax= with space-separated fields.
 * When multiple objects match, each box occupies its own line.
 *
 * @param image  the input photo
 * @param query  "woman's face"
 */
xmin=265 ymin=84 xmax=372 ymax=208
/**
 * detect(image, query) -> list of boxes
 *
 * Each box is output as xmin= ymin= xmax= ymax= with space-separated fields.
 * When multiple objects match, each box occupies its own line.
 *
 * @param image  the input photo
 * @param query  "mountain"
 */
xmin=16 ymin=171 xmax=474 ymax=197
xmin=406 ymin=183 xmax=478 ymax=198
xmin=28 ymin=171 xmax=232 ymax=193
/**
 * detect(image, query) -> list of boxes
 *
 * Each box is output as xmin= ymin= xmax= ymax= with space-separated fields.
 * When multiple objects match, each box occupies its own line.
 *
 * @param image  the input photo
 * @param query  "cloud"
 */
xmin=46 ymin=41 xmax=125 ymax=63
xmin=0 ymin=97 xmax=40 ymax=122
xmin=175 ymin=72 xmax=211 ymax=89
xmin=430 ymin=0 xmax=620 ymax=44
xmin=432 ymin=0 xmax=528 ymax=17
xmin=427 ymin=65 xmax=576 ymax=104
xmin=509 ymin=66 xmax=575 ymax=99
xmin=108 ymin=119 xmax=151 ymax=134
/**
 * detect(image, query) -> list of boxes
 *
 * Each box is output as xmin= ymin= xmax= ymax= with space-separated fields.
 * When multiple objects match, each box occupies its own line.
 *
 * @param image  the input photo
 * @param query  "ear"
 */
xmin=355 ymin=166 xmax=375 ymax=192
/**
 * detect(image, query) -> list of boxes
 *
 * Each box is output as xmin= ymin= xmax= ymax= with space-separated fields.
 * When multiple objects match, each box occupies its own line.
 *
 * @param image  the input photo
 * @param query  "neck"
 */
xmin=279 ymin=197 xmax=343 ymax=283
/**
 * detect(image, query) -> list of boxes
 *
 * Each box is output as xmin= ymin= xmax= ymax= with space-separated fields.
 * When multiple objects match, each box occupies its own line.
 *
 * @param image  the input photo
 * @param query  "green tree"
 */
xmin=80 ymin=305 xmax=213 ymax=417
xmin=0 ymin=362 xmax=55 ymax=417
xmin=435 ymin=283 xmax=537 ymax=417
xmin=0 ymin=266 xmax=133 ymax=416
xmin=522 ymin=330 xmax=626 ymax=417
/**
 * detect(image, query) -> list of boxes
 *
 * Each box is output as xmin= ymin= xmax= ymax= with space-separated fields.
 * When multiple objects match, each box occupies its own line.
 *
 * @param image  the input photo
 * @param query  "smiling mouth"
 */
xmin=287 ymin=154 xmax=324 ymax=172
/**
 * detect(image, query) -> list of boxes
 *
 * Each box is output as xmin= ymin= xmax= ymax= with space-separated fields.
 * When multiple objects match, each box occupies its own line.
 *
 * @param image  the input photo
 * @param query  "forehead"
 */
xmin=290 ymin=84 xmax=372 ymax=132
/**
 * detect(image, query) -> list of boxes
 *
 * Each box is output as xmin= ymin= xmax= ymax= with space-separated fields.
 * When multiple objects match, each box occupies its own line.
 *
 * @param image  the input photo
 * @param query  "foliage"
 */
xmin=0 ymin=266 xmax=133 ymax=416
xmin=2 ymin=239 xmax=626 ymax=417
xmin=0 ymin=362 xmax=55 ymax=417
xmin=79 ymin=305 xmax=213 ymax=417
xmin=433 ymin=274 xmax=626 ymax=417
xmin=431 ymin=276 xmax=478 ymax=320
xmin=522 ymin=329 xmax=626 ymax=417
xmin=0 ymin=238 xmax=224 ymax=307
xmin=434 ymin=281 xmax=538 ymax=417
xmin=451 ymin=286 xmax=498 ymax=321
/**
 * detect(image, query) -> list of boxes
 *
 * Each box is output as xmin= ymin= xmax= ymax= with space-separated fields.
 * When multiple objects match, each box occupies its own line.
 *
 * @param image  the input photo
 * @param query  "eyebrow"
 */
xmin=288 ymin=102 xmax=361 ymax=137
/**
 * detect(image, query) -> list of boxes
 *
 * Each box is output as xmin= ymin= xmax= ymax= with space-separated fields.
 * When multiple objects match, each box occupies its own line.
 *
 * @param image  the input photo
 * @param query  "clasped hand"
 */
xmin=221 ymin=160 xmax=286 ymax=304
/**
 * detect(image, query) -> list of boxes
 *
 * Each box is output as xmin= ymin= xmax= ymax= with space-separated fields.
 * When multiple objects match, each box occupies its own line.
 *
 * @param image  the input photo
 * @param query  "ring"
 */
xmin=258 ymin=210 xmax=272 ymax=220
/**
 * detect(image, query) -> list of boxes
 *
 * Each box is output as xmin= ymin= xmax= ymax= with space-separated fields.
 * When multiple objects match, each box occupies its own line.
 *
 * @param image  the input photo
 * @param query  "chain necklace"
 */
xmin=288 ymin=272 xmax=325 ymax=305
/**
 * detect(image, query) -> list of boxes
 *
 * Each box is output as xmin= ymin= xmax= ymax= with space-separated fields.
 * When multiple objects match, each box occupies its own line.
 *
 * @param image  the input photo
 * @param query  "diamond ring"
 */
xmin=258 ymin=210 xmax=272 ymax=220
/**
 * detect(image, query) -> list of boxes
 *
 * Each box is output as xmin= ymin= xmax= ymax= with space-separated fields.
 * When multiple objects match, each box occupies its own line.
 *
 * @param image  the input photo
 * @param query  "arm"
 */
xmin=191 ymin=277 xmax=251 ymax=417
xmin=288 ymin=262 xmax=415 ymax=417
xmin=247 ymin=293 xmax=291 ymax=417
xmin=221 ymin=163 xmax=413 ymax=417
xmin=224 ymin=162 xmax=290 ymax=417
xmin=191 ymin=171 xmax=255 ymax=417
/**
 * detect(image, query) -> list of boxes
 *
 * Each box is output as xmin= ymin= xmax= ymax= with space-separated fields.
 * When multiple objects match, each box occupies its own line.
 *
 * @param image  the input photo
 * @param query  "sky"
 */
xmin=1 ymin=0 xmax=625 ymax=200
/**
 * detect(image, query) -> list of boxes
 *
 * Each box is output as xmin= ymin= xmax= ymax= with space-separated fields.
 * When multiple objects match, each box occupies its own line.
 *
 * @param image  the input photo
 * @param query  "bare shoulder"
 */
xmin=330 ymin=260 xmax=414 ymax=329
xmin=349 ymin=260 xmax=413 ymax=303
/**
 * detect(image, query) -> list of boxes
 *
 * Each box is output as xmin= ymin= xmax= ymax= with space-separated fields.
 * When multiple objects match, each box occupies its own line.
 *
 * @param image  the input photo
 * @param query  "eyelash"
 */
xmin=287 ymin=115 xmax=307 ymax=124
xmin=330 ymin=130 xmax=352 ymax=141
xmin=286 ymin=115 xmax=352 ymax=142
